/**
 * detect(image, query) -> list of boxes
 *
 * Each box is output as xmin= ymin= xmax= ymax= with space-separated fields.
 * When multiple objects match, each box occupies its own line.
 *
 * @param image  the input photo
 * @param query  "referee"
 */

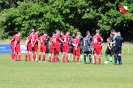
xmin=112 ymin=32 xmax=124 ymax=65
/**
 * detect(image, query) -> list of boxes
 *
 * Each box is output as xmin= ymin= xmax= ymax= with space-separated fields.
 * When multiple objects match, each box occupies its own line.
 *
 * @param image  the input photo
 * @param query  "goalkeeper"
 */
xmin=105 ymin=34 xmax=113 ymax=63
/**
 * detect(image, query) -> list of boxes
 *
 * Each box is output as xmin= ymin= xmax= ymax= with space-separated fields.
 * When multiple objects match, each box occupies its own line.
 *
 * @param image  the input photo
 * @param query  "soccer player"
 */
xmin=76 ymin=31 xmax=83 ymax=62
xmin=72 ymin=35 xmax=80 ymax=62
xmin=10 ymin=31 xmax=21 ymax=61
xmin=109 ymin=29 xmax=118 ymax=63
xmin=68 ymin=33 xmax=76 ymax=62
xmin=52 ymin=29 xmax=62 ymax=62
xmin=92 ymin=29 xmax=104 ymax=64
xmin=25 ymin=31 xmax=34 ymax=61
xmin=38 ymin=32 xmax=47 ymax=62
xmin=61 ymin=31 xmax=70 ymax=63
xmin=60 ymin=31 xmax=64 ymax=55
xmin=83 ymin=31 xmax=92 ymax=64
xmin=45 ymin=35 xmax=50 ymax=61
xmin=49 ymin=32 xmax=55 ymax=62
xmin=105 ymin=34 xmax=113 ymax=63
xmin=111 ymin=32 xmax=124 ymax=65
xmin=30 ymin=30 xmax=38 ymax=61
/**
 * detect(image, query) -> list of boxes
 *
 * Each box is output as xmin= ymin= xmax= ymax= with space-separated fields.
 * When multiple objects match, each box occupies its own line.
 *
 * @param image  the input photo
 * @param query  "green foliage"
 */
xmin=0 ymin=0 xmax=133 ymax=42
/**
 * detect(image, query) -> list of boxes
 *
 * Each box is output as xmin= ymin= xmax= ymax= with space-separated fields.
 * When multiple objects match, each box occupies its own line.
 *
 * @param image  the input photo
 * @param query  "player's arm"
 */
xmin=107 ymin=42 xmax=111 ymax=50
xmin=107 ymin=38 xmax=110 ymax=43
xmin=14 ymin=38 xmax=18 ymax=48
xmin=72 ymin=42 xmax=76 ymax=47
xmin=59 ymin=38 xmax=63 ymax=43
xmin=111 ymin=40 xmax=116 ymax=45
xmin=100 ymin=38 xmax=104 ymax=46
xmin=31 ymin=38 xmax=35 ymax=47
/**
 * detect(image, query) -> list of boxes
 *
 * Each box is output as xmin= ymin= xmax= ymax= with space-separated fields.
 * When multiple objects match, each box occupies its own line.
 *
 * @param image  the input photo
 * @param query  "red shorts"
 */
xmin=63 ymin=46 xmax=69 ymax=53
xmin=27 ymin=43 xmax=32 ymax=51
xmin=50 ymin=45 xmax=54 ymax=53
xmin=10 ymin=44 xmax=15 ymax=52
xmin=50 ymin=48 xmax=54 ymax=53
xmin=53 ymin=45 xmax=60 ymax=53
xmin=40 ymin=44 xmax=46 ymax=52
xmin=73 ymin=50 xmax=80 ymax=56
xmin=16 ymin=45 xmax=20 ymax=53
xmin=33 ymin=44 xmax=38 ymax=52
xmin=93 ymin=48 xmax=101 ymax=54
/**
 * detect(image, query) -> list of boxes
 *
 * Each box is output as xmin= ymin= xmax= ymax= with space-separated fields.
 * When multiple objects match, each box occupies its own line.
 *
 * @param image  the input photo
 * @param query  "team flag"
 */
xmin=117 ymin=2 xmax=128 ymax=14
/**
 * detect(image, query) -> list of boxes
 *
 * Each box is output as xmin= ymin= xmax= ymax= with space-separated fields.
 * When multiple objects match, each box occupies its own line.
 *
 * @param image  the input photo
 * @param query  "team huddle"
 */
xmin=10 ymin=29 xmax=124 ymax=65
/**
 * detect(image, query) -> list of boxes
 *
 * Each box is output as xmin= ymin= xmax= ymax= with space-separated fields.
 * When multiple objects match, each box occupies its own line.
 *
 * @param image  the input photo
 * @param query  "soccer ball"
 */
xmin=104 ymin=61 xmax=108 ymax=64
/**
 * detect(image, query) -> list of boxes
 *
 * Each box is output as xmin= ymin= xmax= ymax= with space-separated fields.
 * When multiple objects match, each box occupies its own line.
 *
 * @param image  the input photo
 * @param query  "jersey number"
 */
xmin=93 ymin=38 xmax=97 ymax=43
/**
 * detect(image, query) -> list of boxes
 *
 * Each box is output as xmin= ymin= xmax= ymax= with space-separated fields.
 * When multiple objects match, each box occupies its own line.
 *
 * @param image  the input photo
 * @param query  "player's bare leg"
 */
xmin=18 ymin=52 xmax=21 ymax=61
xmin=38 ymin=52 xmax=42 ymax=62
xmin=65 ymin=53 xmax=69 ymax=63
xmin=77 ymin=55 xmax=80 ymax=62
xmin=51 ymin=53 xmax=54 ymax=62
xmin=62 ymin=52 xmax=65 ymax=63
xmin=72 ymin=55 xmax=75 ymax=62
xmin=33 ymin=51 xmax=37 ymax=62
xmin=27 ymin=51 xmax=31 ymax=61
xmin=24 ymin=51 xmax=28 ymax=61
xmin=42 ymin=52 xmax=46 ymax=62
xmin=94 ymin=54 xmax=97 ymax=64
xmin=15 ymin=52 xmax=19 ymax=61
xmin=11 ymin=51 xmax=16 ymax=61
xmin=98 ymin=54 xmax=102 ymax=65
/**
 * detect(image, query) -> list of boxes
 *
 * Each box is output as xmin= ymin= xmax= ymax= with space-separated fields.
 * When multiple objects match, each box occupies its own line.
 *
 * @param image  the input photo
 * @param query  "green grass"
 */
xmin=0 ymin=54 xmax=133 ymax=88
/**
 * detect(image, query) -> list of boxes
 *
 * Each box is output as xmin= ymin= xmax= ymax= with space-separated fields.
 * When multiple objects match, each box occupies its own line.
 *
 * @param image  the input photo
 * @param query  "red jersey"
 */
xmin=26 ymin=35 xmax=32 ymax=45
xmin=72 ymin=38 xmax=80 ymax=50
xmin=12 ymin=34 xmax=20 ymax=46
xmin=52 ymin=34 xmax=61 ymax=46
xmin=30 ymin=34 xmax=37 ymax=45
xmin=62 ymin=34 xmax=70 ymax=46
xmin=39 ymin=35 xmax=47 ymax=45
xmin=92 ymin=34 xmax=103 ymax=48
xmin=49 ymin=37 xmax=54 ymax=49
xmin=35 ymin=34 xmax=39 ymax=45
xmin=10 ymin=35 xmax=16 ymax=45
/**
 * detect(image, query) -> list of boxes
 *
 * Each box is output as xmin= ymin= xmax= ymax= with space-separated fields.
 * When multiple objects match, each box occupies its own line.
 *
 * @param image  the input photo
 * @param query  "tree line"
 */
xmin=0 ymin=0 xmax=133 ymax=42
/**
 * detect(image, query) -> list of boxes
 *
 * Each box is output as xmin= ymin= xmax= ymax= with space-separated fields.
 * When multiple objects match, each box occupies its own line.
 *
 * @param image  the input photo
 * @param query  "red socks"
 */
xmin=28 ymin=54 xmax=31 ymax=61
xmin=62 ymin=55 xmax=65 ymax=62
xmin=66 ymin=55 xmax=68 ymax=62
xmin=11 ymin=53 xmax=15 ymax=61
xmin=54 ymin=56 xmax=57 ymax=62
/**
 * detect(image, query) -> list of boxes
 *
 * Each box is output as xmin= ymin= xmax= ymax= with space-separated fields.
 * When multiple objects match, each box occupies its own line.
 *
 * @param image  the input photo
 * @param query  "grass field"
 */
xmin=0 ymin=54 xmax=133 ymax=88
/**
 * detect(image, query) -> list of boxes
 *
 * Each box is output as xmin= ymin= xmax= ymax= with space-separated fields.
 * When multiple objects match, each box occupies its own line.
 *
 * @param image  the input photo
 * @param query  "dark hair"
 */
xmin=65 ymin=30 xmax=70 ymax=34
xmin=35 ymin=30 xmax=39 ymax=32
xmin=17 ymin=31 xmax=21 ymax=34
xmin=111 ymin=29 xmax=116 ymax=32
xmin=44 ymin=31 xmax=47 ymax=34
xmin=86 ymin=31 xmax=90 ymax=35
xmin=96 ymin=29 xmax=100 ymax=33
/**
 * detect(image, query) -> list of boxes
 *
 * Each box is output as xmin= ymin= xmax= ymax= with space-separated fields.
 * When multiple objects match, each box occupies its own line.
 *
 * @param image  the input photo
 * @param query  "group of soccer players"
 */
xmin=10 ymin=28 xmax=124 ymax=65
